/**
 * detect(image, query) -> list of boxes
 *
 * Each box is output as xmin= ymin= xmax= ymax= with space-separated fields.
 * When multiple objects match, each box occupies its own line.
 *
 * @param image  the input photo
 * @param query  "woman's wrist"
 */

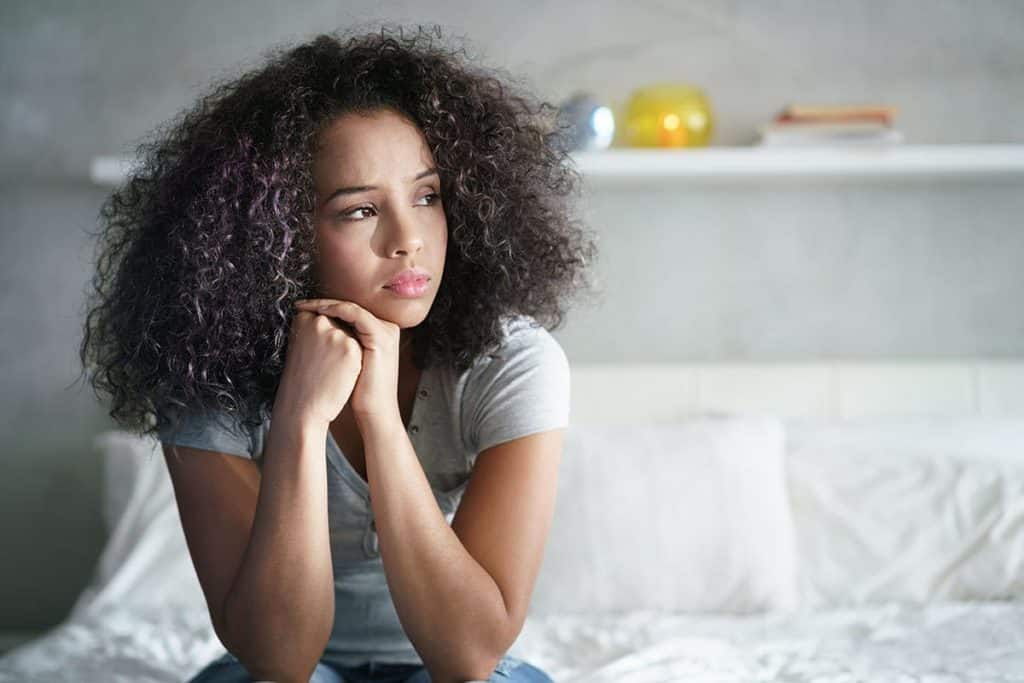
xmin=271 ymin=385 xmax=332 ymax=436
xmin=353 ymin=400 xmax=402 ymax=431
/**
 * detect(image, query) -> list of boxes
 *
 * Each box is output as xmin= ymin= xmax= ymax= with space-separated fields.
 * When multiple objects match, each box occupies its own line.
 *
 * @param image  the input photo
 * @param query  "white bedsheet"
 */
xmin=2 ymin=600 xmax=1022 ymax=682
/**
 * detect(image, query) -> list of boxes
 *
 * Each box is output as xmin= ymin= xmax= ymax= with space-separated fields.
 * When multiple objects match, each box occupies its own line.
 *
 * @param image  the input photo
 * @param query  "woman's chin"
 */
xmin=375 ymin=298 xmax=433 ymax=328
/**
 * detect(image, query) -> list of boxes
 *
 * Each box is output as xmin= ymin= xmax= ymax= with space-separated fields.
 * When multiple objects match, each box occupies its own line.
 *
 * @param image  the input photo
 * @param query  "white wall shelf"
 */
xmin=91 ymin=144 xmax=1024 ymax=187
xmin=570 ymin=144 xmax=1024 ymax=184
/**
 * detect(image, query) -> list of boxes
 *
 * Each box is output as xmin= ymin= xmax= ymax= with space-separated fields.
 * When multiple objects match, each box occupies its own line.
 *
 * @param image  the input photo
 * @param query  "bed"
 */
xmin=3 ymin=359 xmax=1024 ymax=682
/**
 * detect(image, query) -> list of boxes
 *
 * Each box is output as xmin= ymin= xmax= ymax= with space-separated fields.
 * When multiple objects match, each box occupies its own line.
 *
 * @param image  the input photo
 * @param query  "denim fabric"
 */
xmin=186 ymin=650 xmax=554 ymax=682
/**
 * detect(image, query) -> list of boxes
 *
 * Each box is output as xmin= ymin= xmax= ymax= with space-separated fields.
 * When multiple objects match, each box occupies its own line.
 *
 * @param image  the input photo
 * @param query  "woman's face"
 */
xmin=311 ymin=108 xmax=447 ymax=330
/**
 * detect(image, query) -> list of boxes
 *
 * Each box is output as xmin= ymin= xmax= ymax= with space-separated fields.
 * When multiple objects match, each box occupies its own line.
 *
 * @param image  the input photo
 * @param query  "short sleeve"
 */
xmin=464 ymin=318 xmax=571 ymax=456
xmin=156 ymin=406 xmax=254 ymax=459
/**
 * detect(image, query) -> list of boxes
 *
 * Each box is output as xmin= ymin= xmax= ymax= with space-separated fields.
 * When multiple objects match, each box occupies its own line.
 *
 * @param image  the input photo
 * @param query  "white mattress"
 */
xmin=2 ymin=600 xmax=1022 ymax=682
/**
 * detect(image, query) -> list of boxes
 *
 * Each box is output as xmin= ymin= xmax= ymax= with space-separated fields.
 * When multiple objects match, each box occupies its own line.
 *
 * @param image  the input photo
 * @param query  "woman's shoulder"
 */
xmin=460 ymin=314 xmax=571 ymax=455
xmin=456 ymin=314 xmax=570 ymax=388
xmin=155 ymin=402 xmax=268 ymax=460
xmin=487 ymin=313 xmax=568 ymax=362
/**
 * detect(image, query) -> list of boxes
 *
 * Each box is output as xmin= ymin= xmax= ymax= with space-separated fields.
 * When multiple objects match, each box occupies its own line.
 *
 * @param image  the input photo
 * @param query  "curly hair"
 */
xmin=77 ymin=23 xmax=599 ymax=440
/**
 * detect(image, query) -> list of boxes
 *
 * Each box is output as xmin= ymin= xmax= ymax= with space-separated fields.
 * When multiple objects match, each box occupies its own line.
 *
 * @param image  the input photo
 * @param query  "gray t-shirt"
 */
xmin=157 ymin=314 xmax=571 ymax=667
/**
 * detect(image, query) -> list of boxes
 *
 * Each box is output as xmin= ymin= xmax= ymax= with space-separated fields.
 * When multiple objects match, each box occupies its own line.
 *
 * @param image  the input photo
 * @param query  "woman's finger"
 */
xmin=295 ymin=300 xmax=373 ymax=336
xmin=321 ymin=314 xmax=358 ymax=335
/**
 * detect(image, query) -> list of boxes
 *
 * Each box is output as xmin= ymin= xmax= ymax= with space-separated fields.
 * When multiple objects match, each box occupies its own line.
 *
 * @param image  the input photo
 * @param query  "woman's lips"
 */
xmin=386 ymin=266 xmax=431 ymax=287
xmin=384 ymin=277 xmax=430 ymax=298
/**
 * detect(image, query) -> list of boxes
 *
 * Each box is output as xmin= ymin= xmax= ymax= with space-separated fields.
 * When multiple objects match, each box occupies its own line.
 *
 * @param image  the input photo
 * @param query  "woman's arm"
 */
xmin=220 ymin=395 xmax=335 ymax=682
xmin=358 ymin=412 xmax=512 ymax=683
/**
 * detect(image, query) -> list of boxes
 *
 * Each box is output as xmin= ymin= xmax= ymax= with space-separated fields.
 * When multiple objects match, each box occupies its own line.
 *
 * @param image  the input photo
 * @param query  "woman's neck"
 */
xmin=399 ymin=329 xmax=416 ymax=371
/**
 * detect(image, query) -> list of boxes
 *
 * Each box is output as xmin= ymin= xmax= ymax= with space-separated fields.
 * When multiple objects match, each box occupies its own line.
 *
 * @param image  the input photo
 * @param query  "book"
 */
xmin=760 ymin=121 xmax=894 ymax=134
xmin=755 ymin=102 xmax=902 ymax=146
xmin=756 ymin=128 xmax=905 ymax=146
xmin=777 ymin=112 xmax=893 ymax=125
xmin=778 ymin=104 xmax=899 ymax=121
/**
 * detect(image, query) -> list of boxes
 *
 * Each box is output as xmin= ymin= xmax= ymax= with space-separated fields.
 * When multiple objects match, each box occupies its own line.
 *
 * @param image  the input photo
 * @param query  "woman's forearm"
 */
xmin=221 ymin=395 xmax=335 ymax=682
xmin=358 ymin=412 xmax=512 ymax=683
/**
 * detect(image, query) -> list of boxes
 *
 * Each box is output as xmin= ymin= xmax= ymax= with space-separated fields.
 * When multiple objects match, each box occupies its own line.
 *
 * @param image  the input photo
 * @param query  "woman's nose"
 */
xmin=386 ymin=211 xmax=425 ymax=255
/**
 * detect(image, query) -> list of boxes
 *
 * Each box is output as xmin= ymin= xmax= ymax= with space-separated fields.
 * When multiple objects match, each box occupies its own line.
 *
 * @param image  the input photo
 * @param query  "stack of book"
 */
xmin=755 ymin=104 xmax=903 ymax=146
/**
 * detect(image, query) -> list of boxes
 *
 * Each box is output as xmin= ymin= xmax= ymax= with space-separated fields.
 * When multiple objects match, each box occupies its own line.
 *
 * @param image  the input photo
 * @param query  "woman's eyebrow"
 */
xmin=322 ymin=167 xmax=439 ymax=205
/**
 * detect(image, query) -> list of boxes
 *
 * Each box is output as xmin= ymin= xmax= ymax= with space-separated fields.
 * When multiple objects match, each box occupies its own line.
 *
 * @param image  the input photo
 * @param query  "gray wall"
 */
xmin=1 ymin=0 xmax=1022 ymax=637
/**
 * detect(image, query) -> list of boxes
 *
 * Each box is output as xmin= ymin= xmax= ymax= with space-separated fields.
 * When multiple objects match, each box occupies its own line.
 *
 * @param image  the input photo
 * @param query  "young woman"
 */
xmin=79 ymin=24 xmax=597 ymax=683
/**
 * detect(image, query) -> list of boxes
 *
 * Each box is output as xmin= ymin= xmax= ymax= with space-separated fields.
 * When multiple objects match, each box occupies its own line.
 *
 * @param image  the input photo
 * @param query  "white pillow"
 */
xmin=89 ymin=419 xmax=799 ymax=622
xmin=70 ymin=431 xmax=208 ymax=621
xmin=785 ymin=416 xmax=1024 ymax=608
xmin=529 ymin=416 xmax=799 ymax=616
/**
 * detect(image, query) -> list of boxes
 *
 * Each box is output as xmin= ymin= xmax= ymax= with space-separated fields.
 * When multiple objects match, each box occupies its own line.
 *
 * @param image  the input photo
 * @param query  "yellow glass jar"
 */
xmin=620 ymin=84 xmax=714 ymax=148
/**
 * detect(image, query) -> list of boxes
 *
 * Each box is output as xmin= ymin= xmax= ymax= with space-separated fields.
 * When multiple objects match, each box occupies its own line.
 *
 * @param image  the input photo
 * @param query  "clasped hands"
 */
xmin=293 ymin=298 xmax=403 ymax=427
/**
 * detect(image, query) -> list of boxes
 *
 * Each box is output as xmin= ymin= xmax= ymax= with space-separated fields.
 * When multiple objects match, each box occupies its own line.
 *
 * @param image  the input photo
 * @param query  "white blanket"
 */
xmin=2 ymin=600 xmax=1023 ymax=682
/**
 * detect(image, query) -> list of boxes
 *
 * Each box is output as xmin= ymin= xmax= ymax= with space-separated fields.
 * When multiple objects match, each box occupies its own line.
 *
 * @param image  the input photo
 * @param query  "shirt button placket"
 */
xmin=363 ymin=520 xmax=379 ymax=557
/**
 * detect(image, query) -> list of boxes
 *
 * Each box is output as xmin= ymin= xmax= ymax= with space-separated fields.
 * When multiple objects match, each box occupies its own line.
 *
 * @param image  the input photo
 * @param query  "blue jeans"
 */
xmin=186 ymin=651 xmax=554 ymax=682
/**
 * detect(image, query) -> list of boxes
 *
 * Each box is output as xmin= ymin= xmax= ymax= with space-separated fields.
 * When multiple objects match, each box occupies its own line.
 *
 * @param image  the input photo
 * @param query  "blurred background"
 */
xmin=1 ymin=0 xmax=1022 ymax=651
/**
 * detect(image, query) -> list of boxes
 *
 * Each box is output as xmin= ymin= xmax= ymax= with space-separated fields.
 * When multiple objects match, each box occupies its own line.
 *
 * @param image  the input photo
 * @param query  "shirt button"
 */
xmin=418 ymin=389 xmax=429 ymax=398
xmin=410 ymin=424 xmax=420 ymax=433
xmin=363 ymin=525 xmax=379 ymax=557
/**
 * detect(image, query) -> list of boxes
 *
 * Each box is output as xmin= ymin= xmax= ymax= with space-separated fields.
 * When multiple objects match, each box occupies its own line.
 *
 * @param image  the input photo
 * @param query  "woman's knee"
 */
xmin=481 ymin=655 xmax=555 ymax=682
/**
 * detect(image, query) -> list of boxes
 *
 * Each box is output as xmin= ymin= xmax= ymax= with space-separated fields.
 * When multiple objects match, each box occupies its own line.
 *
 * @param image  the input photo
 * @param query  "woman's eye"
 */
xmin=339 ymin=205 xmax=376 ymax=221
xmin=337 ymin=194 xmax=439 ymax=221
